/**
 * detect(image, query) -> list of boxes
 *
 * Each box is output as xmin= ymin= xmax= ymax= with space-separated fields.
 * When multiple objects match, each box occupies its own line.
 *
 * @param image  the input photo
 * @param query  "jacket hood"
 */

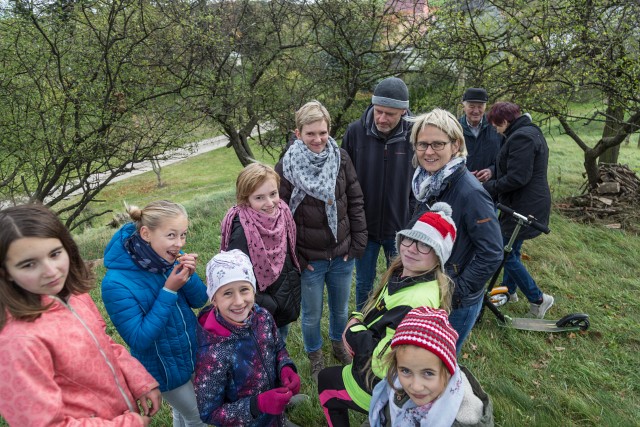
xmin=103 ymin=222 xmax=139 ymax=272
xmin=505 ymin=114 xmax=539 ymax=137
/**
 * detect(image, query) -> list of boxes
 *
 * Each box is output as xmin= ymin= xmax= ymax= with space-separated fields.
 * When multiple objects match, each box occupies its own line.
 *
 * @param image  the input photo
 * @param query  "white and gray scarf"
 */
xmin=412 ymin=156 xmax=466 ymax=203
xmin=282 ymin=137 xmax=341 ymax=241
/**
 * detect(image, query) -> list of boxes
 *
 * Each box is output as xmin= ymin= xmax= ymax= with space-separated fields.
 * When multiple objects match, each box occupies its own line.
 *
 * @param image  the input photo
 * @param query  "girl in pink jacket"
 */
xmin=0 ymin=204 xmax=161 ymax=426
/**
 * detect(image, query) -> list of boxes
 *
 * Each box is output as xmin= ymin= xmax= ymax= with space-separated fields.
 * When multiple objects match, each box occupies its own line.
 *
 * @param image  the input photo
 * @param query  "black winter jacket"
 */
xmin=483 ymin=115 xmax=551 ymax=240
xmin=275 ymin=149 xmax=367 ymax=269
xmin=410 ymin=167 xmax=503 ymax=309
xmin=459 ymin=115 xmax=503 ymax=176
xmin=225 ymin=215 xmax=301 ymax=327
xmin=342 ymin=105 xmax=415 ymax=241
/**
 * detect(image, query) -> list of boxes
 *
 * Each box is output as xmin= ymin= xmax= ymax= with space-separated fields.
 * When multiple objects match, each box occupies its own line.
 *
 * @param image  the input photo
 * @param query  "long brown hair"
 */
xmin=359 ymin=254 xmax=453 ymax=389
xmin=360 ymin=256 xmax=453 ymax=317
xmin=0 ymin=204 xmax=94 ymax=331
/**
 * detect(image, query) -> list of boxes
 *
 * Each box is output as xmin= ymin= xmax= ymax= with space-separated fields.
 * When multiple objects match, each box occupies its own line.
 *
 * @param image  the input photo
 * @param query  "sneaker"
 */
xmin=529 ymin=293 xmax=554 ymax=319
xmin=286 ymin=393 xmax=310 ymax=410
xmin=308 ymin=350 xmax=324 ymax=384
xmin=331 ymin=340 xmax=353 ymax=365
xmin=508 ymin=292 xmax=519 ymax=303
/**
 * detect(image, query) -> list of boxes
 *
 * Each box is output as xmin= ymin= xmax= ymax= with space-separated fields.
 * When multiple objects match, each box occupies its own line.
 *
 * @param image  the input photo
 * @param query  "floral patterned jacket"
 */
xmin=193 ymin=304 xmax=295 ymax=427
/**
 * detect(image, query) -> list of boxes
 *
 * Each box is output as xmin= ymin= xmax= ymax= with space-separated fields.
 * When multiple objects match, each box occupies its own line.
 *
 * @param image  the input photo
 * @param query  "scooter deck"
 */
xmin=498 ymin=316 xmax=578 ymax=332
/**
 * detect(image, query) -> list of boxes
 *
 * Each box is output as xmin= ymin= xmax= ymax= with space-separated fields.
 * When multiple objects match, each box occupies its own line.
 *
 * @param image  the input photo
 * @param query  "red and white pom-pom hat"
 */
xmin=395 ymin=202 xmax=457 ymax=268
xmin=391 ymin=306 xmax=459 ymax=375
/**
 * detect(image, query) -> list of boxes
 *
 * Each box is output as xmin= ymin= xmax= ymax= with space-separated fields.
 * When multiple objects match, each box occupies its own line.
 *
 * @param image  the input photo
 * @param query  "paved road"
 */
xmin=105 ymin=135 xmax=230 ymax=185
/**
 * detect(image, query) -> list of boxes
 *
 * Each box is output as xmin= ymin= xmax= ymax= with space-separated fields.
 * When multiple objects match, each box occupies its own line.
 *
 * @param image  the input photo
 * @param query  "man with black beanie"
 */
xmin=342 ymin=77 xmax=415 ymax=311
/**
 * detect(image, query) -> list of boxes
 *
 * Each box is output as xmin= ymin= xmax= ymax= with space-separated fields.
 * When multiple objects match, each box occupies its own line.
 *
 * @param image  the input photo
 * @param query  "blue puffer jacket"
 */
xmin=101 ymin=222 xmax=208 ymax=392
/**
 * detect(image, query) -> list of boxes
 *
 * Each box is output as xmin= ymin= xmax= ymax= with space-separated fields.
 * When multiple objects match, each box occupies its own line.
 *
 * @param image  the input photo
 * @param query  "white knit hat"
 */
xmin=205 ymin=249 xmax=256 ymax=301
xmin=396 ymin=202 xmax=457 ymax=268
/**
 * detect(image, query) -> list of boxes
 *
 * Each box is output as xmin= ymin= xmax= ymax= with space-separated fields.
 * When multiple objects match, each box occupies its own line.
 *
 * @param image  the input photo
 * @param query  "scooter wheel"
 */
xmin=556 ymin=313 xmax=590 ymax=331
xmin=489 ymin=293 xmax=508 ymax=307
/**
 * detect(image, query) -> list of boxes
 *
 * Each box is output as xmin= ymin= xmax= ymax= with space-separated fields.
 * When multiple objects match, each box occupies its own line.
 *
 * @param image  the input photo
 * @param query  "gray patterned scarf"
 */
xmin=282 ymin=137 xmax=340 ymax=241
xmin=412 ymin=156 xmax=466 ymax=203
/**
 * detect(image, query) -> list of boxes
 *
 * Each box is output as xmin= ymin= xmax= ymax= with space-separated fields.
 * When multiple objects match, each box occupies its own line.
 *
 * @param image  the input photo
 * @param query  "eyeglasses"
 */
xmin=415 ymin=141 xmax=450 ymax=152
xmin=400 ymin=236 xmax=433 ymax=255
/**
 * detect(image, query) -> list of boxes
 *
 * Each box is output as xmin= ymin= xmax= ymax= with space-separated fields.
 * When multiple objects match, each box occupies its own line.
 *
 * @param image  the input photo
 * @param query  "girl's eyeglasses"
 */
xmin=415 ymin=141 xmax=450 ymax=152
xmin=400 ymin=236 xmax=433 ymax=255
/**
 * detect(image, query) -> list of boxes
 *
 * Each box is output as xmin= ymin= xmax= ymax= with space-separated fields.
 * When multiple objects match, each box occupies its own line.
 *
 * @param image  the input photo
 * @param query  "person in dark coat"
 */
xmin=408 ymin=108 xmax=503 ymax=355
xmin=220 ymin=162 xmax=301 ymax=342
xmin=342 ymin=77 xmax=415 ymax=311
xmin=275 ymin=100 xmax=367 ymax=382
xmin=484 ymin=101 xmax=554 ymax=319
xmin=459 ymin=88 xmax=503 ymax=184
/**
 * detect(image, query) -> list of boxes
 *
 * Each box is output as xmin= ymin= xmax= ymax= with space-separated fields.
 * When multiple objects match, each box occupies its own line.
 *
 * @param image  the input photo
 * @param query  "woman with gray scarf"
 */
xmin=275 ymin=100 xmax=367 ymax=383
xmin=408 ymin=108 xmax=503 ymax=355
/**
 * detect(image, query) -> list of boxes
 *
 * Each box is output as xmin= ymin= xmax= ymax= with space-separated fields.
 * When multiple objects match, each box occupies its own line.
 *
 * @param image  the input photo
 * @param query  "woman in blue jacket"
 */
xmin=408 ymin=109 xmax=503 ymax=355
xmin=102 ymin=200 xmax=208 ymax=427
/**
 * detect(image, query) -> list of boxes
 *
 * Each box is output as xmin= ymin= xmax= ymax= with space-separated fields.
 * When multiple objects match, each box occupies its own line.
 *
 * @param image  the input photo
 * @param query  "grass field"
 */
xmin=2 ymin=121 xmax=640 ymax=426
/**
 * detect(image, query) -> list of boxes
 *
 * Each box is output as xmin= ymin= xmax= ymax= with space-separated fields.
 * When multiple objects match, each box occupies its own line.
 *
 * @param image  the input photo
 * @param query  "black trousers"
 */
xmin=317 ymin=365 xmax=367 ymax=427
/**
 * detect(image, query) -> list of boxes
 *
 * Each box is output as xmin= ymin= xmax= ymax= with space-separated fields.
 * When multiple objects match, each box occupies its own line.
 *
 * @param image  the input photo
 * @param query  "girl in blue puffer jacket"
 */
xmin=102 ymin=200 xmax=208 ymax=427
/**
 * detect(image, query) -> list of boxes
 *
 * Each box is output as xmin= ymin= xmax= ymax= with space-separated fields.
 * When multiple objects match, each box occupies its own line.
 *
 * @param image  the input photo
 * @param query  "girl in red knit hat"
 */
xmin=317 ymin=202 xmax=460 ymax=426
xmin=369 ymin=306 xmax=493 ymax=426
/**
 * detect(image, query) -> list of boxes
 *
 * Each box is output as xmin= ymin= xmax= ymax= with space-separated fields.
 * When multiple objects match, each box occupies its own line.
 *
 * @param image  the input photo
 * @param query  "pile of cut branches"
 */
xmin=556 ymin=163 xmax=640 ymax=232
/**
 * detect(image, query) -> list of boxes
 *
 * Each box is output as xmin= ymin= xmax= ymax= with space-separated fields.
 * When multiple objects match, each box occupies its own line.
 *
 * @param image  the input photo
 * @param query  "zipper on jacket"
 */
xmin=176 ymin=299 xmax=196 ymax=373
xmin=379 ymin=144 xmax=389 ymax=238
xmin=250 ymin=329 xmax=274 ymax=387
xmin=139 ymin=301 xmax=170 ymax=389
xmin=54 ymin=296 xmax=136 ymax=412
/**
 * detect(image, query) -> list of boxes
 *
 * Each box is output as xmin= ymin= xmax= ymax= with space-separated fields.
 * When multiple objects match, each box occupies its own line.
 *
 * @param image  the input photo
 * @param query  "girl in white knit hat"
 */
xmin=193 ymin=249 xmax=301 ymax=427
xmin=369 ymin=306 xmax=493 ymax=426
xmin=318 ymin=202 xmax=459 ymax=426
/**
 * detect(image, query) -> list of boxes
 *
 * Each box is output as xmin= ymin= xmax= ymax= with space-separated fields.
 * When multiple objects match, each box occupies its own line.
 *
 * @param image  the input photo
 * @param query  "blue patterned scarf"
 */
xmin=282 ymin=137 xmax=340 ymax=241
xmin=124 ymin=231 xmax=174 ymax=274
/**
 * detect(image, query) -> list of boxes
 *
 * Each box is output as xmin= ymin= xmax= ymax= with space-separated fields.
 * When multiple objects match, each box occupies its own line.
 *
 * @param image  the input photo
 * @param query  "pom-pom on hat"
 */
xmin=371 ymin=77 xmax=409 ymax=110
xmin=391 ymin=306 xmax=459 ymax=375
xmin=205 ymin=249 xmax=256 ymax=301
xmin=396 ymin=202 xmax=457 ymax=268
xmin=462 ymin=87 xmax=489 ymax=103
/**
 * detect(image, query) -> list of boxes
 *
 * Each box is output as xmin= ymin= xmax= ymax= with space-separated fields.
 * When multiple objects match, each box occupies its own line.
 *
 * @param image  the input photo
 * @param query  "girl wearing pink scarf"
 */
xmin=220 ymin=163 xmax=301 ymax=341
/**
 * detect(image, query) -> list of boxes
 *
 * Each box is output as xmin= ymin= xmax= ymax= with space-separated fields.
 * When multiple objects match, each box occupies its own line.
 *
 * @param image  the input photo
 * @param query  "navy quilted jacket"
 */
xmin=101 ymin=222 xmax=208 ymax=392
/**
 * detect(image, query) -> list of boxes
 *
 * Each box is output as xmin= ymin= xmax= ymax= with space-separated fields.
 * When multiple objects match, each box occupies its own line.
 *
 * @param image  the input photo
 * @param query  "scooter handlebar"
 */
xmin=496 ymin=203 xmax=551 ymax=234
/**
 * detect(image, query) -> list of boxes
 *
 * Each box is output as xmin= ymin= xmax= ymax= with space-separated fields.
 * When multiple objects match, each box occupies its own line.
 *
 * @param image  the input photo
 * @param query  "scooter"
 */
xmin=478 ymin=203 xmax=590 ymax=332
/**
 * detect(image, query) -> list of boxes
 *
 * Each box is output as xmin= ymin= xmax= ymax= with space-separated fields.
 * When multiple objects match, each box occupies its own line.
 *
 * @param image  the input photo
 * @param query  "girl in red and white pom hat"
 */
xmin=318 ymin=202 xmax=461 ymax=426
xmin=369 ymin=306 xmax=494 ymax=427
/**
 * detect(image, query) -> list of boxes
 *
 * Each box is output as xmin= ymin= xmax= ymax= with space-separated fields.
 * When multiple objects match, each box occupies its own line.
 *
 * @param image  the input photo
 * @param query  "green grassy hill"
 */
xmin=2 ymin=126 xmax=639 ymax=426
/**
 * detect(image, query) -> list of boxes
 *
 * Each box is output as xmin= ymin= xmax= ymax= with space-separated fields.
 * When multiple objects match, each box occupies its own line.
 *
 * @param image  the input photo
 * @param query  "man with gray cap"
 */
xmin=459 ymin=87 xmax=502 ymax=184
xmin=342 ymin=76 xmax=414 ymax=311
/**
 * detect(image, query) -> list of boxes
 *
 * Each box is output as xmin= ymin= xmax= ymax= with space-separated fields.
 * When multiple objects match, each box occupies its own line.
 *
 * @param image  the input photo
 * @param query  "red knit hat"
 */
xmin=391 ymin=306 xmax=459 ymax=375
xmin=395 ymin=202 xmax=457 ymax=268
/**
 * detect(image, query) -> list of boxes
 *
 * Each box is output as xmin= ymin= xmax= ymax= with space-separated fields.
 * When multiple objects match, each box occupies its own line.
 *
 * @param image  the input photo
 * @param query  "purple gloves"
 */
xmin=257 ymin=387 xmax=292 ymax=415
xmin=280 ymin=366 xmax=301 ymax=395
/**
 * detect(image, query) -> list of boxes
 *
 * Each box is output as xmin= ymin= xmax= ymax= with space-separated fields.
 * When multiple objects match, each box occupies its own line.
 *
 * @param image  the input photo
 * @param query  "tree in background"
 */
xmin=423 ymin=0 xmax=640 ymax=189
xmin=0 ymin=0 xmax=199 ymax=228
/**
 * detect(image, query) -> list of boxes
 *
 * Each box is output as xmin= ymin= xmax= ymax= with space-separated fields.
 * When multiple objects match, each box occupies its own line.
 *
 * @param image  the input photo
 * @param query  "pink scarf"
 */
xmin=220 ymin=199 xmax=299 ymax=291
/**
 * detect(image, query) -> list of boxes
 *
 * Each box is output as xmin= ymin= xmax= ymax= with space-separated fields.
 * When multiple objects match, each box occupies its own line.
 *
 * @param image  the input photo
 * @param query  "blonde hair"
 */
xmin=125 ymin=200 xmax=188 ymax=231
xmin=409 ymin=108 xmax=467 ymax=168
xmin=235 ymin=163 xmax=281 ymax=205
xmin=361 ymin=256 xmax=453 ymax=316
xmin=360 ymin=255 xmax=453 ymax=389
xmin=295 ymin=100 xmax=331 ymax=132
